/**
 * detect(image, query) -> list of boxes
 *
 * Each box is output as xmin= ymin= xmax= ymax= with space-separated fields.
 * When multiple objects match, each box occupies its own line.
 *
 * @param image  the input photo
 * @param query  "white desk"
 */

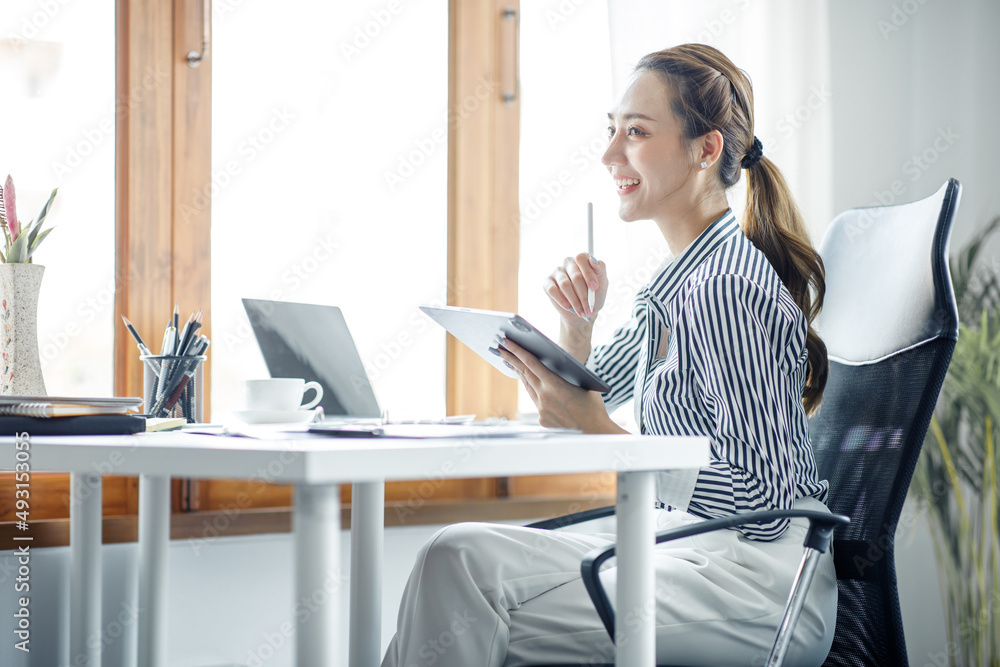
xmin=2 ymin=431 xmax=708 ymax=666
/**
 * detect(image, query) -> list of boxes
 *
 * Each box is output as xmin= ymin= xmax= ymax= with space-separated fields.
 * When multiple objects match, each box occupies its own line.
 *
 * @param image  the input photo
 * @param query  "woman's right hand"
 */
xmin=544 ymin=253 xmax=608 ymax=325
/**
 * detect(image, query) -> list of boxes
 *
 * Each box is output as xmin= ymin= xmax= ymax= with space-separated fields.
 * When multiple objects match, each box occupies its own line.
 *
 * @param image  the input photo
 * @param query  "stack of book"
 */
xmin=0 ymin=396 xmax=145 ymax=435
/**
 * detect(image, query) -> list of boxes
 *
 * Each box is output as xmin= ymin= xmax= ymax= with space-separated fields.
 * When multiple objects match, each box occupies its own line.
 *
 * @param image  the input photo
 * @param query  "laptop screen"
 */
xmin=241 ymin=299 xmax=381 ymax=418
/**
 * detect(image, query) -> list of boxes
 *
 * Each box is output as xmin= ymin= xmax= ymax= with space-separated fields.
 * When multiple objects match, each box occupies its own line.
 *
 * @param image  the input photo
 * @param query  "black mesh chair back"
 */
xmin=808 ymin=179 xmax=961 ymax=666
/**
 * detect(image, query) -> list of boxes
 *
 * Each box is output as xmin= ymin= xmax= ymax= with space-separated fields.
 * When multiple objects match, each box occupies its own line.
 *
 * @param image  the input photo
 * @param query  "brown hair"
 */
xmin=636 ymin=43 xmax=828 ymax=414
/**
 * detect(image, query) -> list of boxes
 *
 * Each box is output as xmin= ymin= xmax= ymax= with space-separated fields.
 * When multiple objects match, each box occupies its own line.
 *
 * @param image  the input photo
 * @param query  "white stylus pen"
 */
xmin=587 ymin=202 xmax=595 ymax=315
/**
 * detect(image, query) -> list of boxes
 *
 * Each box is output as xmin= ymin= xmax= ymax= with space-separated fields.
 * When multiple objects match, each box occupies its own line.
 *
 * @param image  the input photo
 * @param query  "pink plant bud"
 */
xmin=3 ymin=175 xmax=18 ymax=241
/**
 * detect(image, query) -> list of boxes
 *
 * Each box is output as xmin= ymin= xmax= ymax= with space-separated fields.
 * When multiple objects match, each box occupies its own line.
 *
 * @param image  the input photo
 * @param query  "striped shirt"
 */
xmin=588 ymin=210 xmax=828 ymax=541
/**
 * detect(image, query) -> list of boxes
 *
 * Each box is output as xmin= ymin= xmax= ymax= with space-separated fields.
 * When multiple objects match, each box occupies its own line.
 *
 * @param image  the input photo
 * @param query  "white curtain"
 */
xmin=605 ymin=0 xmax=833 ymax=240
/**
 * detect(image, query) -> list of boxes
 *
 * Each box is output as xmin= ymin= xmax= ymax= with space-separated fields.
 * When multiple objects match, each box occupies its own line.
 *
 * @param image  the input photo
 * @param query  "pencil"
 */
xmin=122 ymin=314 xmax=161 ymax=379
xmin=176 ymin=310 xmax=196 ymax=357
xmin=172 ymin=304 xmax=180 ymax=353
xmin=587 ymin=202 xmax=595 ymax=315
xmin=185 ymin=310 xmax=204 ymax=354
xmin=121 ymin=315 xmax=152 ymax=356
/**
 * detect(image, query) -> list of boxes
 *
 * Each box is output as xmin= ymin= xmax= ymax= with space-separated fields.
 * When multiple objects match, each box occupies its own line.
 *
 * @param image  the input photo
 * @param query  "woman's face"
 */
xmin=602 ymin=70 xmax=698 ymax=224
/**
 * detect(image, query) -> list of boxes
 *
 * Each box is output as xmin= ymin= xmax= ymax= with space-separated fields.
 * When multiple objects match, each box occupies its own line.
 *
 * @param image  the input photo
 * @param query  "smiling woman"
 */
xmin=384 ymin=43 xmax=837 ymax=667
xmin=604 ymin=75 xmax=718 ymax=241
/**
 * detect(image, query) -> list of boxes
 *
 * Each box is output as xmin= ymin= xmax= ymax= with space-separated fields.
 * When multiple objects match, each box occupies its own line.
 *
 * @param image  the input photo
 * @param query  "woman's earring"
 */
xmin=700 ymin=161 xmax=708 ymax=169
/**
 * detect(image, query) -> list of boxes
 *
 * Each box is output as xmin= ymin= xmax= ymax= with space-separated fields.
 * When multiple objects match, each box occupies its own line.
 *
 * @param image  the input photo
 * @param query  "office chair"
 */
xmin=527 ymin=178 xmax=962 ymax=666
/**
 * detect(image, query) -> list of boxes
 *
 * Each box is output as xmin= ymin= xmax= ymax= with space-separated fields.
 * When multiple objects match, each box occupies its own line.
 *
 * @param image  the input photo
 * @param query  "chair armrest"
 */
xmin=525 ymin=505 xmax=616 ymax=530
xmin=580 ymin=509 xmax=850 ymax=641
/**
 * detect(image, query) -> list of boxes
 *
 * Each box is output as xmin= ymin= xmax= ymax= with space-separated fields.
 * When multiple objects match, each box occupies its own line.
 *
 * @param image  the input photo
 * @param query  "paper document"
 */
xmin=307 ymin=422 xmax=580 ymax=439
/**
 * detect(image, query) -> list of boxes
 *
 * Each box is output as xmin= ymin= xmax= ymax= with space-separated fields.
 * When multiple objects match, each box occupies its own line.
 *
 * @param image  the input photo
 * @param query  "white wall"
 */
xmin=0 ymin=524 xmax=445 ymax=667
xmin=827 ymin=0 xmax=1000 ymax=251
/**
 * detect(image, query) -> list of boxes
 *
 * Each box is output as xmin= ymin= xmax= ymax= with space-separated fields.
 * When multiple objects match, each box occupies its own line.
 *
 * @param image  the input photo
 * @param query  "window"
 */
xmin=202 ymin=0 xmax=475 ymax=514
xmin=210 ymin=0 xmax=449 ymax=423
xmin=2 ymin=0 xmax=615 ymax=547
xmin=510 ymin=1 xmax=657 ymax=498
xmin=516 ymin=1 xmax=666 ymax=429
xmin=0 ymin=0 xmax=119 ymax=530
xmin=0 ymin=1 xmax=115 ymax=395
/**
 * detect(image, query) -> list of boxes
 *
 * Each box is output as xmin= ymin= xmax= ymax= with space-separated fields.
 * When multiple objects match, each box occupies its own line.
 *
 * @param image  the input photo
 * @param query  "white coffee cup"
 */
xmin=243 ymin=378 xmax=324 ymax=412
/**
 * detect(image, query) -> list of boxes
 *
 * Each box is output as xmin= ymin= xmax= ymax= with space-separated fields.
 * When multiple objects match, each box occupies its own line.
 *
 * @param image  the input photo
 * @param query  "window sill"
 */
xmin=0 ymin=495 xmax=615 ymax=550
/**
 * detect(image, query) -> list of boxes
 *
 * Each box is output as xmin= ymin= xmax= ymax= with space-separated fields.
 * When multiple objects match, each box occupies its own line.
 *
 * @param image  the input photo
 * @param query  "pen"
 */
xmin=157 ymin=313 xmax=178 ymax=404
xmin=190 ymin=334 xmax=210 ymax=357
xmin=587 ymin=202 xmax=595 ymax=316
xmin=160 ymin=319 xmax=175 ymax=355
xmin=159 ymin=375 xmax=191 ymax=414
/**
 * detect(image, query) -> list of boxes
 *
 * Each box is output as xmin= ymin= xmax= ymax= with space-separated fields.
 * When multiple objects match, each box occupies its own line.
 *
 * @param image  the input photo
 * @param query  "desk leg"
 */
xmin=138 ymin=474 xmax=171 ymax=667
xmin=350 ymin=481 xmax=384 ymax=667
xmin=295 ymin=483 xmax=341 ymax=667
xmin=70 ymin=473 xmax=102 ymax=667
xmin=615 ymin=471 xmax=655 ymax=667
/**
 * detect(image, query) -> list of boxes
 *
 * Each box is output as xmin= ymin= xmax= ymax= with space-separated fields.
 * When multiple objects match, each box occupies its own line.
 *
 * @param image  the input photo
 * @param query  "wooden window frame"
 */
xmin=1 ymin=0 xmax=615 ymax=550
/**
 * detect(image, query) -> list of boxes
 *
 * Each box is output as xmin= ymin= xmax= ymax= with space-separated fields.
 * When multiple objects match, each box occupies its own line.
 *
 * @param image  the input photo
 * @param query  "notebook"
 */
xmin=0 ymin=395 xmax=143 ymax=418
xmin=0 ymin=414 xmax=146 ymax=436
xmin=241 ymin=299 xmax=382 ymax=419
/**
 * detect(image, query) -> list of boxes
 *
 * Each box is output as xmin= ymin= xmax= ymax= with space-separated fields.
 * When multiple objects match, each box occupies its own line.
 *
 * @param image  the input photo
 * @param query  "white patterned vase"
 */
xmin=0 ymin=263 xmax=47 ymax=396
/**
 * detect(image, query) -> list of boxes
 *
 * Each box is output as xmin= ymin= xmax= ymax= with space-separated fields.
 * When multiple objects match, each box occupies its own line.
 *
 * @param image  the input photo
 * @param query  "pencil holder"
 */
xmin=140 ymin=354 xmax=207 ymax=422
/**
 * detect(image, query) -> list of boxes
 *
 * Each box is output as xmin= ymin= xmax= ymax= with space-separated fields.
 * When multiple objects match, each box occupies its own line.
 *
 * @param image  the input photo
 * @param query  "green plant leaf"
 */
xmin=952 ymin=214 xmax=1000 ymax=325
xmin=915 ymin=209 xmax=1000 ymax=659
xmin=26 ymin=228 xmax=53 ymax=258
xmin=29 ymin=188 xmax=57 ymax=245
xmin=29 ymin=226 xmax=51 ymax=248
xmin=952 ymin=215 xmax=1000 ymax=295
xmin=7 ymin=229 xmax=30 ymax=263
xmin=26 ymin=220 xmax=42 ymax=248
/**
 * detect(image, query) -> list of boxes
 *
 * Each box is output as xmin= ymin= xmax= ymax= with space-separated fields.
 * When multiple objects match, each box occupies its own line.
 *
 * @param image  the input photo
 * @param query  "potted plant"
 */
xmin=913 ymin=214 xmax=1000 ymax=666
xmin=0 ymin=175 xmax=58 ymax=395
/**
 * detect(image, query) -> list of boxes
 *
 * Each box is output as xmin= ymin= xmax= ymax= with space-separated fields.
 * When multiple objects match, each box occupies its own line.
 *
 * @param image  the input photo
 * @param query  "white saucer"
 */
xmin=232 ymin=409 xmax=318 ymax=425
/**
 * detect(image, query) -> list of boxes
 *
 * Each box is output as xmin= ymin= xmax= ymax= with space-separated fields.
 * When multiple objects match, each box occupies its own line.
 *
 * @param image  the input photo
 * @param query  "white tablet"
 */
xmin=419 ymin=305 xmax=611 ymax=393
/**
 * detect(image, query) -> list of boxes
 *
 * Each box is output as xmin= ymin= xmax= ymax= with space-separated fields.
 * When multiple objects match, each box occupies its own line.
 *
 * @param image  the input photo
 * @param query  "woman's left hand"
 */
xmin=495 ymin=338 xmax=622 ymax=433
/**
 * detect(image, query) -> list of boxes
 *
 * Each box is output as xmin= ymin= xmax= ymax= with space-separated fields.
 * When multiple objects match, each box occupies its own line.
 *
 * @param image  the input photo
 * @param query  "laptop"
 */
xmin=241 ymin=299 xmax=381 ymax=419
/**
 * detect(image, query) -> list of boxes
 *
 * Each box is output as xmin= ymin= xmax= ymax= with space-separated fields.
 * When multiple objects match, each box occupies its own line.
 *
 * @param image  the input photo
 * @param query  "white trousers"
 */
xmin=381 ymin=496 xmax=837 ymax=667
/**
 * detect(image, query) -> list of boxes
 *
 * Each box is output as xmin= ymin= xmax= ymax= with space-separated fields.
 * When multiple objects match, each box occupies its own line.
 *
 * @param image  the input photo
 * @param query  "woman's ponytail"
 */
xmin=744 ymin=157 xmax=828 ymax=414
